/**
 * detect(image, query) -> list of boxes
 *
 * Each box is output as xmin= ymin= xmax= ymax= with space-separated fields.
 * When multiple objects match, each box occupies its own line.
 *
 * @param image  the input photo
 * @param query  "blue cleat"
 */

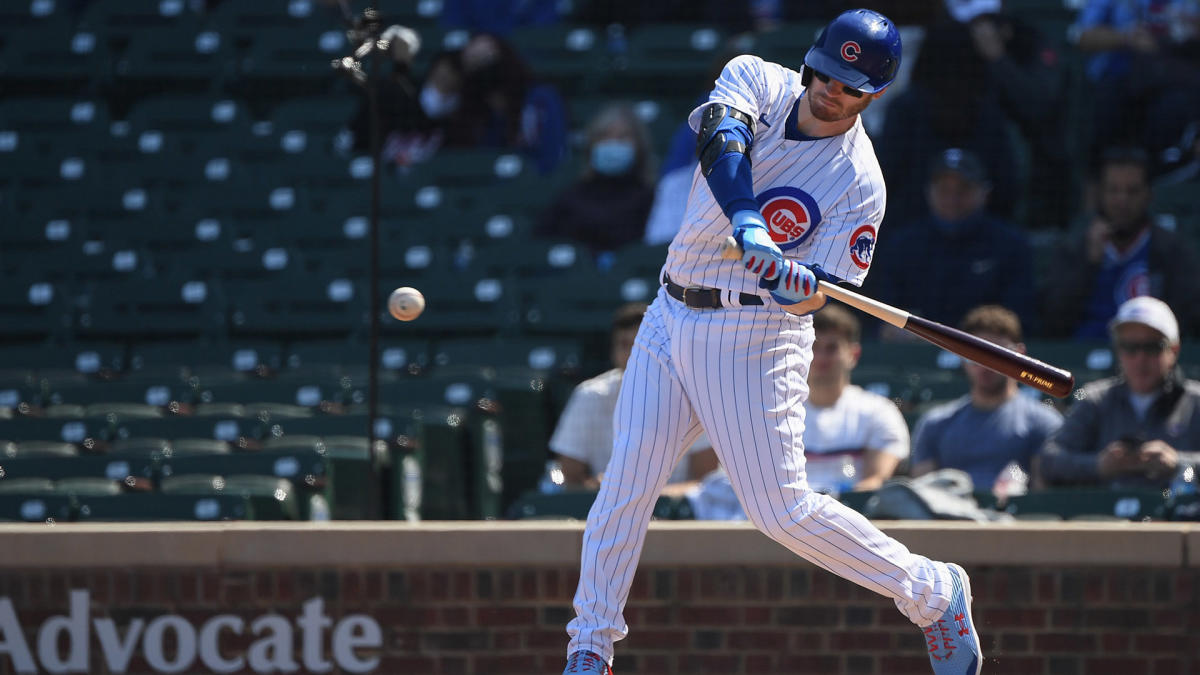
xmin=923 ymin=563 xmax=982 ymax=674
xmin=563 ymin=650 xmax=612 ymax=675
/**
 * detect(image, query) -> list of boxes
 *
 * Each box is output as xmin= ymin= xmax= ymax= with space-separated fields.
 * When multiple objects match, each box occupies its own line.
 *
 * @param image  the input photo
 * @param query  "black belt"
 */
xmin=663 ymin=274 xmax=764 ymax=309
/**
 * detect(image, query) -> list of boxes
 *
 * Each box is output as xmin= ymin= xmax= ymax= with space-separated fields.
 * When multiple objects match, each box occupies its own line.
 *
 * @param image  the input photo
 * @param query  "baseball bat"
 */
xmin=720 ymin=236 xmax=1075 ymax=398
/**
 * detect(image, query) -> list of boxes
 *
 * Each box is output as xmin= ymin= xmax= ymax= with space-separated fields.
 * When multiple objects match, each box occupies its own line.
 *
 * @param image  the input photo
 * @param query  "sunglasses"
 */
xmin=810 ymin=69 xmax=865 ymax=98
xmin=1114 ymin=339 xmax=1170 ymax=355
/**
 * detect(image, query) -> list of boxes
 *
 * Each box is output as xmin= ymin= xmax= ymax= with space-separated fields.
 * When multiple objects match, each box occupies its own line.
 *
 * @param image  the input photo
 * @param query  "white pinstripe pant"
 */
xmin=567 ymin=288 xmax=955 ymax=661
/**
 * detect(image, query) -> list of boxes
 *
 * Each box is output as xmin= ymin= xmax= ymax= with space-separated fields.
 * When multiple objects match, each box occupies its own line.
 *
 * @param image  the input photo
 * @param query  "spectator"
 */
xmin=1074 ymin=0 xmax=1200 ymax=173
xmin=547 ymin=303 xmax=718 ymax=489
xmin=802 ymin=304 xmax=911 ymax=494
xmin=536 ymin=102 xmax=657 ymax=257
xmin=875 ymin=19 xmax=1020 ymax=227
xmin=950 ymin=0 xmax=1074 ymax=228
xmin=1041 ymin=146 xmax=1200 ymax=339
xmin=1038 ymin=296 xmax=1200 ymax=490
xmin=866 ymin=148 xmax=1037 ymax=334
xmin=911 ymin=305 xmax=1063 ymax=491
xmin=346 ymin=25 xmax=430 ymax=154
xmin=349 ymin=45 xmax=464 ymax=167
xmin=442 ymin=32 xmax=568 ymax=173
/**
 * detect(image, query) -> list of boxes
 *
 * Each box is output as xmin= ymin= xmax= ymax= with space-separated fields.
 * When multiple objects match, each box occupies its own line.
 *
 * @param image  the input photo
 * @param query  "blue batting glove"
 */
xmin=760 ymin=259 xmax=817 ymax=305
xmin=731 ymin=210 xmax=784 ymax=281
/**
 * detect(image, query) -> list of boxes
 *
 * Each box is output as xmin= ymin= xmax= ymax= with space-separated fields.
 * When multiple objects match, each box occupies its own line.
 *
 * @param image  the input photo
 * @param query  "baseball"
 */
xmin=388 ymin=287 xmax=425 ymax=321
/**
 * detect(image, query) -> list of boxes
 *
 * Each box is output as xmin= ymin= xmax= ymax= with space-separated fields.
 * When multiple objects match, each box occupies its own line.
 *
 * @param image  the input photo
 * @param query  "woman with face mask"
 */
xmin=535 ymin=103 xmax=658 ymax=258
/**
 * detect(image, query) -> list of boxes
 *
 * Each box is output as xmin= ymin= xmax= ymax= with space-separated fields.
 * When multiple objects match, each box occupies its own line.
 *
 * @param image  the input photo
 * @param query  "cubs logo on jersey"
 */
xmin=757 ymin=186 xmax=823 ymax=251
xmin=849 ymin=224 xmax=876 ymax=269
xmin=1114 ymin=264 xmax=1150 ymax=304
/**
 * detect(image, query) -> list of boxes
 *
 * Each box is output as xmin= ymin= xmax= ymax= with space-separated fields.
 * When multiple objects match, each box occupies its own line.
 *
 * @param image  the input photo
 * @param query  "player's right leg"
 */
xmin=565 ymin=293 xmax=702 ymax=671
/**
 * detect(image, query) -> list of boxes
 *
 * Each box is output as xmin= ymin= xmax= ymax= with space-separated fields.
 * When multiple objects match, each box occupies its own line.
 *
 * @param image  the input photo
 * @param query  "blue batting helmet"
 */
xmin=804 ymin=9 xmax=902 ymax=94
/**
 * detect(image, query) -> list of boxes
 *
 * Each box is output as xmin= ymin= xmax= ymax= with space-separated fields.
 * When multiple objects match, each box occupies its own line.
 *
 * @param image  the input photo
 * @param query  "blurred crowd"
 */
xmin=327 ymin=0 xmax=1200 ymax=342
xmin=42 ymin=0 xmax=1199 ymax=515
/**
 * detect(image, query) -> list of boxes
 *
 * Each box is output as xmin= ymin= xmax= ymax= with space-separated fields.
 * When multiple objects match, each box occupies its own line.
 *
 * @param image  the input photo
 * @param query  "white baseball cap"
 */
xmin=1108 ymin=296 xmax=1180 ymax=344
xmin=945 ymin=0 xmax=1002 ymax=23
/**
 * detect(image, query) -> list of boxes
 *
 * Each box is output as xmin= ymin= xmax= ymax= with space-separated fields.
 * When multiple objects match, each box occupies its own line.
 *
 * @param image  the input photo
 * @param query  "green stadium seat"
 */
xmin=8 ymin=441 xmax=77 ymax=458
xmin=77 ymin=0 xmax=205 ymax=36
xmin=0 ymin=280 xmax=71 ymax=341
xmin=161 ymin=473 xmax=302 ymax=520
xmin=231 ymin=26 xmax=347 ymax=102
xmin=1005 ymin=489 xmax=1169 ymax=521
xmin=619 ymin=24 xmax=728 ymax=96
xmin=377 ymin=273 xmax=520 ymax=337
xmin=520 ymin=272 xmax=658 ymax=337
xmin=0 ymin=20 xmax=112 ymax=94
xmin=431 ymin=336 xmax=586 ymax=377
xmin=227 ymin=276 xmax=365 ymax=338
xmin=74 ymin=492 xmax=253 ymax=521
xmin=611 ymin=242 xmax=669 ymax=278
xmin=54 ymin=476 xmax=124 ymax=497
xmin=74 ymin=278 xmax=226 ymax=340
xmin=126 ymin=95 xmax=251 ymax=134
xmin=0 ymin=493 xmax=75 ymax=522
xmin=747 ymin=22 xmax=824 ymax=67
xmin=112 ymin=26 xmax=236 ymax=95
xmin=505 ymin=489 xmax=693 ymax=520
xmin=384 ymin=403 xmax=501 ymax=520
xmin=0 ymin=478 xmax=57 ymax=494
xmin=270 ymin=95 xmax=359 ymax=137
xmin=158 ymin=441 xmax=372 ymax=519
xmin=509 ymin=24 xmax=607 ymax=95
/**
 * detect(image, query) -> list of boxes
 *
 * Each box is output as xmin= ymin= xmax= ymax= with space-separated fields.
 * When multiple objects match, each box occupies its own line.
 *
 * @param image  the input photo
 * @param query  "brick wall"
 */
xmin=0 ymin=523 xmax=1196 ymax=674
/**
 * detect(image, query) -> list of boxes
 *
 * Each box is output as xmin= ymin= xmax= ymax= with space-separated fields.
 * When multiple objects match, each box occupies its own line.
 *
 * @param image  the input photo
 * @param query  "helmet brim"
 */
xmin=803 ymin=48 xmax=883 ymax=94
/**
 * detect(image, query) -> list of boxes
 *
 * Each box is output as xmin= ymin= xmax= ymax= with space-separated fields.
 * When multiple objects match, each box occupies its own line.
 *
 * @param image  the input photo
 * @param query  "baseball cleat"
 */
xmin=563 ymin=650 xmax=612 ymax=675
xmin=923 ymin=563 xmax=982 ymax=675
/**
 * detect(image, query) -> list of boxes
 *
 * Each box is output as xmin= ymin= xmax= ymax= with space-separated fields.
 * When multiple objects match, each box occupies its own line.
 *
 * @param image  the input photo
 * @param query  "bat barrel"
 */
xmin=904 ymin=316 xmax=1075 ymax=398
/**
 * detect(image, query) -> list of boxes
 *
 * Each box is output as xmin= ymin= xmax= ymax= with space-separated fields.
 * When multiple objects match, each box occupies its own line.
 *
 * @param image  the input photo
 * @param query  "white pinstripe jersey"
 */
xmin=663 ymin=54 xmax=887 ymax=296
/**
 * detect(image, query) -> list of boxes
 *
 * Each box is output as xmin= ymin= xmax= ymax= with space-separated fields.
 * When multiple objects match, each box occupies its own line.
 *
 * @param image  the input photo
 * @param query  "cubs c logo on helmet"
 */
xmin=756 ymin=186 xmax=823 ymax=251
xmin=849 ymin=224 xmax=876 ymax=269
xmin=840 ymin=40 xmax=861 ymax=62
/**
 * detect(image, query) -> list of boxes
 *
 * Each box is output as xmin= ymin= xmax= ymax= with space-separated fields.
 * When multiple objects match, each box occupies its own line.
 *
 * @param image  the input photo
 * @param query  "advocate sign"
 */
xmin=0 ymin=590 xmax=382 ymax=673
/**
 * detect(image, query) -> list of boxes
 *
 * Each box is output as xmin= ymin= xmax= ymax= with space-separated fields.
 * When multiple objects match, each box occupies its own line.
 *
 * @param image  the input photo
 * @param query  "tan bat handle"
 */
xmin=719 ymin=235 xmax=910 ymax=328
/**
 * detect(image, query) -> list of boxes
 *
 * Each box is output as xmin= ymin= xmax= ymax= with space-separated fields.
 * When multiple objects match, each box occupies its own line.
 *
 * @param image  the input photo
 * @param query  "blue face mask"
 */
xmin=590 ymin=139 xmax=636 ymax=176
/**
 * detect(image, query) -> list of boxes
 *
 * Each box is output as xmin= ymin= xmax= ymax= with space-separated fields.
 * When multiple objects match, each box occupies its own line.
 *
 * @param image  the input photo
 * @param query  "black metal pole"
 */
xmin=363 ymin=7 xmax=384 ymax=521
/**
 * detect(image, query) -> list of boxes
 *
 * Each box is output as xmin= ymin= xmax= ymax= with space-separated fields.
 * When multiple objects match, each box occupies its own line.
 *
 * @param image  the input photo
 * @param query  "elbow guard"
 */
xmin=697 ymin=103 xmax=754 ymax=177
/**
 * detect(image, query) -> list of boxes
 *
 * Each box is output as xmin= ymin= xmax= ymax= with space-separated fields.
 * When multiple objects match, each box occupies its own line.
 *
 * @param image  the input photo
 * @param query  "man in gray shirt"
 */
xmin=1038 ymin=296 xmax=1200 ymax=489
xmin=912 ymin=305 xmax=1063 ymax=491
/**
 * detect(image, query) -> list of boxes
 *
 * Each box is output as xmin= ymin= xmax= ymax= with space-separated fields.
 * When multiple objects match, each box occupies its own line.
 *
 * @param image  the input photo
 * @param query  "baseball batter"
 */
xmin=563 ymin=10 xmax=982 ymax=675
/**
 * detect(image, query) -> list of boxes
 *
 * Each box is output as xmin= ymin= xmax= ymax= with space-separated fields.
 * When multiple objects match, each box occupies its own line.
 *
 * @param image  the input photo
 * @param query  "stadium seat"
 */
xmin=74 ymin=492 xmax=253 ymax=521
xmin=0 ymin=478 xmax=57 ymax=495
xmin=619 ymin=24 xmax=728 ymax=96
xmin=509 ymin=24 xmax=607 ymax=95
xmin=231 ymin=26 xmax=347 ymax=103
xmin=377 ymin=273 xmax=520 ymax=337
xmin=505 ymin=489 xmax=692 ymax=520
xmin=0 ymin=493 xmax=75 ymax=522
xmin=74 ymin=278 xmax=227 ymax=340
xmin=431 ymin=336 xmax=584 ymax=376
xmin=0 ymin=279 xmax=71 ymax=341
xmin=521 ymin=271 xmax=658 ymax=337
xmin=78 ymin=0 xmax=205 ymax=37
xmin=0 ymin=96 xmax=110 ymax=133
xmin=226 ymin=276 xmax=365 ymax=339
xmin=112 ymin=26 xmax=237 ymax=96
xmin=54 ymin=476 xmax=124 ymax=497
xmin=1005 ymin=489 xmax=1169 ymax=521
xmin=0 ymin=19 xmax=112 ymax=95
